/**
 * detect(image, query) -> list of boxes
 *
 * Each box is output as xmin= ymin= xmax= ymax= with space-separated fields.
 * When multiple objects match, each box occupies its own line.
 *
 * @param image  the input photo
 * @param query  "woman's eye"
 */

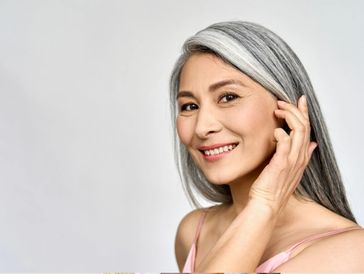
xmin=179 ymin=93 xmax=238 ymax=112
xmin=219 ymin=93 xmax=239 ymax=103
xmin=180 ymin=103 xmax=198 ymax=112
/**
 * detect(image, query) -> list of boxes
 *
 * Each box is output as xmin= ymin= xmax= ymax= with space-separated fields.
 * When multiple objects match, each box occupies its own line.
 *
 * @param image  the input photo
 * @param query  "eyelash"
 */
xmin=179 ymin=92 xmax=239 ymax=112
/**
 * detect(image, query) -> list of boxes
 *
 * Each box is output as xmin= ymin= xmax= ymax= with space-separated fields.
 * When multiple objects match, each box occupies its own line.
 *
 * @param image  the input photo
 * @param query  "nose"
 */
xmin=194 ymin=105 xmax=222 ymax=139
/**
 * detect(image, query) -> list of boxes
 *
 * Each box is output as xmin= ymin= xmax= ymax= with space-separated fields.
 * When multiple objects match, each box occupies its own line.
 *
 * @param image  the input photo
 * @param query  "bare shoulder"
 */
xmin=275 ymin=226 xmax=364 ymax=272
xmin=174 ymin=206 xmax=213 ymax=271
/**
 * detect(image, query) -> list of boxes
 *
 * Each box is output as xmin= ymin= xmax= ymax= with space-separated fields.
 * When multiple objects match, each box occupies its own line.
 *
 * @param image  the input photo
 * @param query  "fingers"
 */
xmin=274 ymin=96 xmax=313 ymax=166
xmin=273 ymin=127 xmax=291 ymax=156
xmin=276 ymin=97 xmax=308 ymax=126
xmin=298 ymin=95 xmax=309 ymax=120
xmin=270 ymin=127 xmax=291 ymax=171
xmin=308 ymin=141 xmax=318 ymax=159
xmin=249 ymin=96 xmax=317 ymax=213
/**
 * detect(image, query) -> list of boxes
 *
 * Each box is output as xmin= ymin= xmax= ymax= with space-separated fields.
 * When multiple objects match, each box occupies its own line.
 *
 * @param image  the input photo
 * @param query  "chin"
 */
xmin=204 ymin=163 xmax=266 ymax=186
xmin=204 ymin=170 xmax=241 ymax=185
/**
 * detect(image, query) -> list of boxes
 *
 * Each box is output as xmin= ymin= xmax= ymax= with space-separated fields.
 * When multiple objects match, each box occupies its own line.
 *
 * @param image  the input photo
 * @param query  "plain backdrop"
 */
xmin=0 ymin=0 xmax=363 ymax=271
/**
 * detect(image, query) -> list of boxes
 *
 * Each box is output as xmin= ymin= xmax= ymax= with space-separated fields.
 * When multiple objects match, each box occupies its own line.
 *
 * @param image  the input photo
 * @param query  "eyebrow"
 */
xmin=176 ymin=79 xmax=246 ymax=100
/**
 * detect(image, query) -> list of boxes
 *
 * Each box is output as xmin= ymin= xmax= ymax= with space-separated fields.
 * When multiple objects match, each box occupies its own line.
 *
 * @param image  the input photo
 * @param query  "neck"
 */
xmin=227 ymin=158 xmax=267 ymax=216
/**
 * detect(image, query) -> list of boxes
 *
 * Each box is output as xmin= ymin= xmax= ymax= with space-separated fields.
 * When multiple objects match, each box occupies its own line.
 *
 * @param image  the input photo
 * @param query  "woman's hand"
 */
xmin=195 ymin=95 xmax=318 ymax=272
xmin=248 ymin=95 xmax=317 ymax=215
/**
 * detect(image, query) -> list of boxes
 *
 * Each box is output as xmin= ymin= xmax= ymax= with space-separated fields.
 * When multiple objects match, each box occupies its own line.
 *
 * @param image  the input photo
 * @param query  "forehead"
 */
xmin=179 ymin=53 xmax=255 ymax=93
xmin=177 ymin=53 xmax=276 ymax=102
xmin=180 ymin=53 xmax=239 ymax=84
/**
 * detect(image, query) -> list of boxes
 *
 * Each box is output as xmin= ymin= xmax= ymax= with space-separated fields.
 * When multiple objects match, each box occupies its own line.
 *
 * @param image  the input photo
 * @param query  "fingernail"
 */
xmin=302 ymin=95 xmax=307 ymax=103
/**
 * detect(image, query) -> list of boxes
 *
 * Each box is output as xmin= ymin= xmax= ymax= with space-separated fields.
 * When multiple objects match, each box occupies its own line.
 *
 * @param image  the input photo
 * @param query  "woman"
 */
xmin=169 ymin=21 xmax=364 ymax=272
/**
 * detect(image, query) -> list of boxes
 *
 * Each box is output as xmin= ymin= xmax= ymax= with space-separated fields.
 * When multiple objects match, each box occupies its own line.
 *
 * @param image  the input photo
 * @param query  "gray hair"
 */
xmin=169 ymin=21 xmax=356 ymax=222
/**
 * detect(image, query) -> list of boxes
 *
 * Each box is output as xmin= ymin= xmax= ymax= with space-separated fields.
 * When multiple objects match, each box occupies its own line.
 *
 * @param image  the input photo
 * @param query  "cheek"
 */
xmin=223 ymin=106 xmax=258 ymax=133
xmin=176 ymin=116 xmax=194 ymax=145
xmin=250 ymin=108 xmax=276 ymax=131
xmin=228 ymin=103 xmax=277 ymax=140
xmin=245 ymin=104 xmax=279 ymax=151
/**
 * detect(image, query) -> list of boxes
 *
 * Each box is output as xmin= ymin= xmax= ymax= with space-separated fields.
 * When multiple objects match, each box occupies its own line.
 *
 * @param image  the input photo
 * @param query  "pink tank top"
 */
xmin=182 ymin=209 xmax=362 ymax=272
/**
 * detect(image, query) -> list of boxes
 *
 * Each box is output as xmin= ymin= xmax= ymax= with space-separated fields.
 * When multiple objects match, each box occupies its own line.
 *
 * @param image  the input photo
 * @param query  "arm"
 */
xmin=196 ymin=96 xmax=317 ymax=272
xmin=196 ymin=201 xmax=277 ymax=272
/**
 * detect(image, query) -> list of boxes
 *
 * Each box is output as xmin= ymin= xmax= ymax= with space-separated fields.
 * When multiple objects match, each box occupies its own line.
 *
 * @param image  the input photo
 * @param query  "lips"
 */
xmin=198 ymin=142 xmax=239 ymax=153
xmin=198 ymin=143 xmax=239 ymax=162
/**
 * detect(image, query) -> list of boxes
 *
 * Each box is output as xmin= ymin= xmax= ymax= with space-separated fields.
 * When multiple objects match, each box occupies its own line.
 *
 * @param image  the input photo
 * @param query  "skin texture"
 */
xmin=174 ymin=53 xmax=364 ymax=272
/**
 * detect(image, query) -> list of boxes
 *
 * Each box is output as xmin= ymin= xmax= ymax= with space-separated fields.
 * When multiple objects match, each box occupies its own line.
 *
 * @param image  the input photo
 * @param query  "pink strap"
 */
xmin=286 ymin=226 xmax=362 ymax=254
xmin=193 ymin=210 xmax=208 ymax=243
xmin=183 ymin=209 xmax=210 ymax=273
xmin=256 ymin=226 xmax=362 ymax=273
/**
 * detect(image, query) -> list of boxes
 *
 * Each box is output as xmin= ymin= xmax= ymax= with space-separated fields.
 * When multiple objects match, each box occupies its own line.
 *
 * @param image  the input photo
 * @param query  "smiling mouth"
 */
xmin=199 ymin=143 xmax=239 ymax=156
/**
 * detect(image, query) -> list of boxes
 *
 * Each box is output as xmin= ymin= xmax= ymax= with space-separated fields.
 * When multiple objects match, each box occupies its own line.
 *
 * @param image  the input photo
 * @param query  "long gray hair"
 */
xmin=169 ymin=21 xmax=356 ymax=222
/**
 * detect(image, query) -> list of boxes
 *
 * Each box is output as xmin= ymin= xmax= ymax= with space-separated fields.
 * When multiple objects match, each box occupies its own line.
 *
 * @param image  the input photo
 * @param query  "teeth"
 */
xmin=203 ymin=144 xmax=237 ymax=156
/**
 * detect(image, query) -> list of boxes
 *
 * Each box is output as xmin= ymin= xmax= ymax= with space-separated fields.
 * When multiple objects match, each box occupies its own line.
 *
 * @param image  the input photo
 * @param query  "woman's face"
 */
xmin=176 ymin=53 xmax=283 ymax=185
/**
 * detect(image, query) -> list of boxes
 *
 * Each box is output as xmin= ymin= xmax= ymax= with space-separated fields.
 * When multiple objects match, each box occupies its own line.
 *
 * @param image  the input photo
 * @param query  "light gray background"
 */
xmin=0 ymin=0 xmax=363 ymax=271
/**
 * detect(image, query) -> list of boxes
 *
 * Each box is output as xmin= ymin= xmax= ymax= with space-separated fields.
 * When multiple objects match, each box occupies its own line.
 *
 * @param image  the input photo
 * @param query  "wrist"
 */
xmin=245 ymin=198 xmax=280 ymax=222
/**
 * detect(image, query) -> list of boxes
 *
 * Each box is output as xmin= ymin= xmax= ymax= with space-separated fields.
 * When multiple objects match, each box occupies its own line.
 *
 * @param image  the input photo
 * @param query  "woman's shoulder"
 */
xmin=175 ymin=205 xmax=219 ymax=246
xmin=175 ymin=207 xmax=205 ymax=243
xmin=174 ymin=205 xmax=219 ymax=271
xmin=274 ymin=225 xmax=364 ymax=272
